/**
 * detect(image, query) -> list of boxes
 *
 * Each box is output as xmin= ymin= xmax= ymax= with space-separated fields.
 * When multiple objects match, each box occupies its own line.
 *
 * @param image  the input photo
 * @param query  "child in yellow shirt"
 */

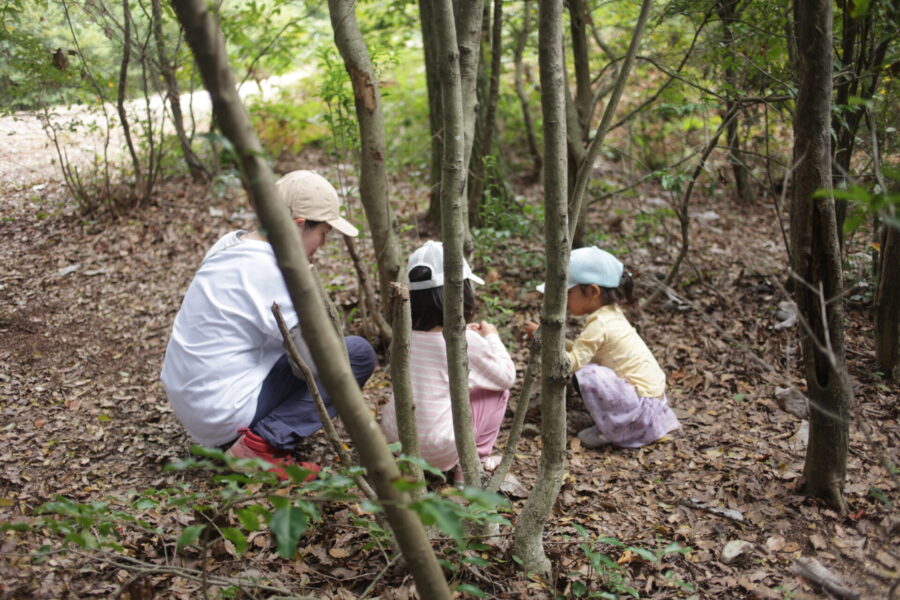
xmin=525 ymin=246 xmax=680 ymax=448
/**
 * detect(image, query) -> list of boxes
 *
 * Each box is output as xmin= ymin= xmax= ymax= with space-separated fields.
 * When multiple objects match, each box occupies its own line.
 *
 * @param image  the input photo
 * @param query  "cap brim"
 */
xmin=328 ymin=216 xmax=359 ymax=237
xmin=536 ymin=282 xmax=578 ymax=293
xmin=468 ymin=273 xmax=485 ymax=285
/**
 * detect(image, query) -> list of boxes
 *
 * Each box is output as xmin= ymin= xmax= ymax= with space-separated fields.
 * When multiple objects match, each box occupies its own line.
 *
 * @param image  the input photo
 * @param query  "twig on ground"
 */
xmin=790 ymin=557 xmax=860 ymax=600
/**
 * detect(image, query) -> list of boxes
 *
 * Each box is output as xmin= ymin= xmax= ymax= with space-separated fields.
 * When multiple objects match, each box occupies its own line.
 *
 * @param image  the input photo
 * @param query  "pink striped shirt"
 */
xmin=381 ymin=329 xmax=516 ymax=471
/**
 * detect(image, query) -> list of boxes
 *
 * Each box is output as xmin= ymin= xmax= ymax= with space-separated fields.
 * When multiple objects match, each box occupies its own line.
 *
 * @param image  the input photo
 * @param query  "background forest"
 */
xmin=0 ymin=0 xmax=898 ymax=598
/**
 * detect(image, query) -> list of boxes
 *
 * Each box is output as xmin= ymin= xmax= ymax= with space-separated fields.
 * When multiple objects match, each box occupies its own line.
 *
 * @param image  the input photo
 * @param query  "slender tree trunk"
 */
xmin=513 ymin=0 xmax=568 ymax=574
xmin=117 ymin=0 xmax=143 ymax=199
xmin=716 ymin=0 xmax=754 ymax=204
xmin=328 ymin=0 xmax=402 ymax=331
xmin=790 ymin=0 xmax=853 ymax=513
xmin=875 ymin=222 xmax=900 ymax=380
xmin=513 ymin=0 xmax=542 ymax=182
xmin=433 ymin=0 xmax=483 ymax=487
xmin=831 ymin=0 xmax=895 ymax=242
xmin=420 ymin=0 xmax=445 ymax=226
xmin=170 ymin=2 xmax=451 ymax=595
xmin=151 ymin=0 xmax=207 ymax=182
xmin=568 ymin=0 xmax=653 ymax=242
xmin=467 ymin=0 xmax=504 ymax=226
xmin=568 ymin=0 xmax=592 ymax=135
xmin=389 ymin=282 xmax=425 ymax=494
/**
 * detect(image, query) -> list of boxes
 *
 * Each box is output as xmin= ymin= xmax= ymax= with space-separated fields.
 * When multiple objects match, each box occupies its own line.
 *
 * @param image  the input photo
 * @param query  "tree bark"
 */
xmin=568 ymin=0 xmax=592 ymax=136
xmin=875 ymin=223 xmax=900 ymax=380
xmin=568 ymin=0 xmax=653 ymax=242
xmin=389 ymin=282 xmax=426 ymax=494
xmin=715 ymin=0 xmax=754 ymax=204
xmin=151 ymin=0 xmax=208 ymax=182
xmin=790 ymin=0 xmax=853 ymax=513
xmin=170 ymin=2 xmax=451 ymax=596
xmin=117 ymin=0 xmax=143 ymax=200
xmin=433 ymin=0 xmax=484 ymax=488
xmin=831 ymin=0 xmax=895 ymax=242
xmin=467 ymin=0 xmax=504 ymax=225
xmin=420 ymin=0 xmax=445 ymax=226
xmin=329 ymin=0 xmax=402 ymax=330
xmin=513 ymin=0 xmax=542 ymax=181
xmin=513 ymin=0 xmax=569 ymax=574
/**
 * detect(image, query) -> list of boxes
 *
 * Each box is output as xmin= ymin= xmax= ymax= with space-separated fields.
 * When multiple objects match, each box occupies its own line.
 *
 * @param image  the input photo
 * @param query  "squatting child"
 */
xmin=525 ymin=246 xmax=680 ymax=448
xmin=381 ymin=241 xmax=516 ymax=480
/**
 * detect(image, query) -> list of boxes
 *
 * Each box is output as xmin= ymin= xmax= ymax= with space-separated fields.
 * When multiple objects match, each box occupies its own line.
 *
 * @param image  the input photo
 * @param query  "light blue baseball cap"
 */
xmin=536 ymin=246 xmax=624 ymax=293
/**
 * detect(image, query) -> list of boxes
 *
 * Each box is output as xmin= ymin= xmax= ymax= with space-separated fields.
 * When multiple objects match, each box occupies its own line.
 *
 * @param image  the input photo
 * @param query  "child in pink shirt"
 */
xmin=380 ymin=241 xmax=516 ymax=478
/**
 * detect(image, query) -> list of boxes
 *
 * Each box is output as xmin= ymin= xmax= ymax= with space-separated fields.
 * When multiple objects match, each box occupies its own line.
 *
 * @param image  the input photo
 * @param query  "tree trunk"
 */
xmin=513 ymin=0 xmax=568 ymax=575
xmin=467 ymin=0 xmax=503 ymax=226
xmin=151 ymin=0 xmax=208 ymax=182
xmin=831 ymin=0 xmax=895 ymax=243
xmin=790 ymin=0 xmax=853 ymax=513
xmin=875 ymin=223 xmax=900 ymax=380
xmin=513 ymin=0 xmax=542 ymax=182
xmin=433 ymin=0 xmax=483 ymax=487
xmin=716 ymin=0 xmax=754 ymax=204
xmin=389 ymin=282 xmax=425 ymax=494
xmin=568 ymin=0 xmax=592 ymax=136
xmin=328 ymin=0 xmax=402 ymax=331
xmin=170 ymin=2 xmax=451 ymax=596
xmin=420 ymin=0 xmax=445 ymax=226
xmin=568 ymin=0 xmax=653 ymax=242
xmin=117 ymin=0 xmax=143 ymax=201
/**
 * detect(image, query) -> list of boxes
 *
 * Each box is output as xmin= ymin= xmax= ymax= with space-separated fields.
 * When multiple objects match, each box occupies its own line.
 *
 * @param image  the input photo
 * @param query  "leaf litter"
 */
xmin=0 ymin=163 xmax=897 ymax=599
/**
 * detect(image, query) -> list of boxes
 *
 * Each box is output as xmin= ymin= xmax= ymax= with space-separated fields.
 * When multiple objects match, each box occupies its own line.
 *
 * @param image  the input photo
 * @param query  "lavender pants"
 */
xmin=574 ymin=364 xmax=680 ymax=448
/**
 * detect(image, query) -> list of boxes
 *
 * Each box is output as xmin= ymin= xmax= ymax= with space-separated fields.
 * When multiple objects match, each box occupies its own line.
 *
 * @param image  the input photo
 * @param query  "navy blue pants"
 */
xmin=250 ymin=335 xmax=377 ymax=450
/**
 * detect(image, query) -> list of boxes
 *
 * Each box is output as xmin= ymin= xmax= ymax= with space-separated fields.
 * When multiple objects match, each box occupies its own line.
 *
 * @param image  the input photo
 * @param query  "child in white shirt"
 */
xmin=525 ymin=246 xmax=680 ymax=448
xmin=381 ymin=241 xmax=516 ymax=477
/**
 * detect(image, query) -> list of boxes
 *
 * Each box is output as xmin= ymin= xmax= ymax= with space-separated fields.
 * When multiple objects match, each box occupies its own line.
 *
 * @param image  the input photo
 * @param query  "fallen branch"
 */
xmin=790 ymin=557 xmax=860 ymax=600
xmin=675 ymin=498 xmax=745 ymax=524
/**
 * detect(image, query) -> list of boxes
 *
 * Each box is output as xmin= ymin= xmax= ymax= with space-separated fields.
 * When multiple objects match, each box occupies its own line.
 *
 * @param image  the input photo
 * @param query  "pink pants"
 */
xmin=469 ymin=388 xmax=510 ymax=460
xmin=575 ymin=364 xmax=680 ymax=448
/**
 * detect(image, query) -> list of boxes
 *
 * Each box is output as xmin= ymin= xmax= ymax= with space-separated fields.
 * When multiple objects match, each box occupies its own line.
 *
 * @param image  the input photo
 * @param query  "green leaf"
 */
xmin=176 ymin=525 xmax=205 ymax=553
xmin=268 ymin=499 xmax=309 ymax=558
xmin=456 ymin=583 xmax=485 ymax=597
xmin=392 ymin=477 xmax=427 ymax=492
xmin=235 ymin=507 xmax=261 ymax=532
xmin=462 ymin=554 xmax=490 ymax=567
xmin=412 ymin=500 xmax=463 ymax=544
xmin=626 ymin=546 xmax=659 ymax=562
xmin=191 ymin=445 xmax=227 ymax=461
xmin=221 ymin=527 xmax=248 ymax=554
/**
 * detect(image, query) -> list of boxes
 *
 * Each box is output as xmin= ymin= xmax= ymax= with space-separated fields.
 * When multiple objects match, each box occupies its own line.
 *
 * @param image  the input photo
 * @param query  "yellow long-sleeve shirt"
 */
xmin=566 ymin=304 xmax=666 ymax=398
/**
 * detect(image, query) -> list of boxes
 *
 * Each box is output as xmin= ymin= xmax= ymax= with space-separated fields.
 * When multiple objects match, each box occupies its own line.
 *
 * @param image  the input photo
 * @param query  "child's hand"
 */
xmin=522 ymin=321 xmax=539 ymax=339
xmin=469 ymin=321 xmax=498 ymax=337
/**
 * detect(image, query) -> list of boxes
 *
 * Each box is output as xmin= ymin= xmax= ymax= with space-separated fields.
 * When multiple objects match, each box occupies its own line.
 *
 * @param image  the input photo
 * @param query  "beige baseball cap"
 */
xmin=276 ymin=170 xmax=359 ymax=237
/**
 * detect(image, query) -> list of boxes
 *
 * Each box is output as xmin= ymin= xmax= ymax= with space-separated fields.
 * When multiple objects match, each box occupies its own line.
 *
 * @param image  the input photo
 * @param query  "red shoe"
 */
xmin=226 ymin=429 xmax=320 ymax=482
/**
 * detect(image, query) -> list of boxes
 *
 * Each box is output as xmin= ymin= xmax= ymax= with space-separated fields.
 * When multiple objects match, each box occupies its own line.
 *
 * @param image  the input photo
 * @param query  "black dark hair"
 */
xmin=409 ymin=266 xmax=477 ymax=331
xmin=303 ymin=219 xmax=325 ymax=230
xmin=594 ymin=270 xmax=636 ymax=306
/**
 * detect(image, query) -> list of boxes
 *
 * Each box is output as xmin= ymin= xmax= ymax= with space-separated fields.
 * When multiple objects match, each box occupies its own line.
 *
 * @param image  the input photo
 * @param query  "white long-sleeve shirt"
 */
xmin=381 ymin=329 xmax=516 ymax=471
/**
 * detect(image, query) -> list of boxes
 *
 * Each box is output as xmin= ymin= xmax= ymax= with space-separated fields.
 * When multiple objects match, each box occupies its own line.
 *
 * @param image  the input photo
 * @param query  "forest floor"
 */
xmin=0 ymin=151 xmax=897 ymax=600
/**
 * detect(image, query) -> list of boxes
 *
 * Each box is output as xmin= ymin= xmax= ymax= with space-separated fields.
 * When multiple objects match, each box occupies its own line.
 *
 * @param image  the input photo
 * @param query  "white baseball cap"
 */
xmin=536 ymin=246 xmax=623 ymax=293
xmin=276 ymin=170 xmax=359 ymax=237
xmin=407 ymin=240 xmax=485 ymax=290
